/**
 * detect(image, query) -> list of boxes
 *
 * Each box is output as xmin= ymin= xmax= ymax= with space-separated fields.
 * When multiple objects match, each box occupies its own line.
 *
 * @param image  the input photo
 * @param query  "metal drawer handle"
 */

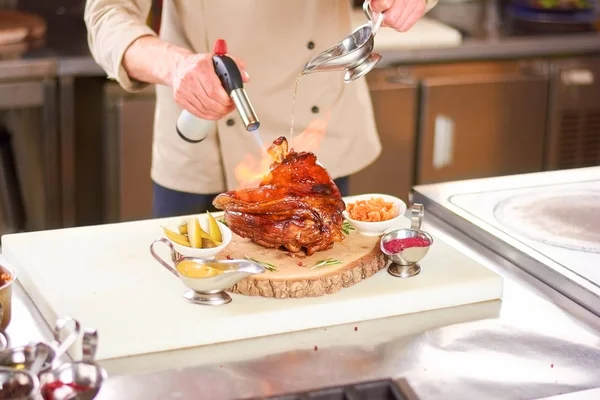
xmin=561 ymin=69 xmax=595 ymax=86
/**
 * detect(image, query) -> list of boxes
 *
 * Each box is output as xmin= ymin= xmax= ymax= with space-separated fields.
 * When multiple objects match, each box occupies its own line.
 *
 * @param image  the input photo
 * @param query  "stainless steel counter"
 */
xmin=3 ymin=1 xmax=600 ymax=79
xmin=0 ymin=58 xmax=56 ymax=80
xmin=377 ymin=33 xmax=600 ymax=66
xmin=5 ymin=210 xmax=600 ymax=400
xmin=412 ymin=167 xmax=600 ymax=318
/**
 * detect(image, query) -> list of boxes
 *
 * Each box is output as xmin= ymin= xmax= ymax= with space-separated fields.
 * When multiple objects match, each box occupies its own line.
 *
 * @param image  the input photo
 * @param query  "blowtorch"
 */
xmin=176 ymin=39 xmax=260 ymax=143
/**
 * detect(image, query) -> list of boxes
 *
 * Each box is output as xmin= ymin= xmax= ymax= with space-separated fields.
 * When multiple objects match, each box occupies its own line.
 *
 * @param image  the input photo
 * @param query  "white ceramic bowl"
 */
xmin=343 ymin=194 xmax=407 ymax=237
xmin=162 ymin=214 xmax=232 ymax=259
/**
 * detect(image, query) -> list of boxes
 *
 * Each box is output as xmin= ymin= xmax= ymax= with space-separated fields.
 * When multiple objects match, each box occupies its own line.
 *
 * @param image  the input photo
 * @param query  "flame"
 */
xmin=234 ymin=111 xmax=332 ymax=188
xmin=291 ymin=111 xmax=331 ymax=153
xmin=233 ymin=153 xmax=271 ymax=188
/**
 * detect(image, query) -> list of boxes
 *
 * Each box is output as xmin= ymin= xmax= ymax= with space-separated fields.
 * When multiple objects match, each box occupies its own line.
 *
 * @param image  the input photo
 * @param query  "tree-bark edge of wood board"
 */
xmin=218 ymin=231 xmax=387 ymax=299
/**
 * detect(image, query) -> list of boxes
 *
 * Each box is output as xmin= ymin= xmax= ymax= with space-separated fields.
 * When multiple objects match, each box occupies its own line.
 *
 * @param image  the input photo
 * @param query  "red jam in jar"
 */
xmin=41 ymin=381 xmax=93 ymax=400
xmin=383 ymin=237 xmax=430 ymax=254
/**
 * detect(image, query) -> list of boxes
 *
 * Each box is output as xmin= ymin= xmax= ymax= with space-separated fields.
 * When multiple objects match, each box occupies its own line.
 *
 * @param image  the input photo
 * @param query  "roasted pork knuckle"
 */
xmin=213 ymin=136 xmax=346 ymax=256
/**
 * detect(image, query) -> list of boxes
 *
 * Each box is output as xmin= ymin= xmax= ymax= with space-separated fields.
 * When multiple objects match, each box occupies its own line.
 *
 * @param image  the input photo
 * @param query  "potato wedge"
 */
xmin=187 ymin=218 xmax=204 ymax=248
xmin=178 ymin=223 xmax=188 ymax=235
xmin=197 ymin=222 xmax=218 ymax=243
xmin=202 ymin=238 xmax=218 ymax=248
xmin=162 ymin=227 xmax=191 ymax=247
xmin=206 ymin=212 xmax=222 ymax=243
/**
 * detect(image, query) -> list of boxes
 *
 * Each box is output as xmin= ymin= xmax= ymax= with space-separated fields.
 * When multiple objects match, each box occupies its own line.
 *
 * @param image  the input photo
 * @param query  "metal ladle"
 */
xmin=301 ymin=0 xmax=384 ymax=83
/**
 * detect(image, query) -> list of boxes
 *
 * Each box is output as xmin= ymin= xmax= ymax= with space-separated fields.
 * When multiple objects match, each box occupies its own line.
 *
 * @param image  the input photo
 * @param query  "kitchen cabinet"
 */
xmin=349 ymin=69 xmax=419 ymax=203
xmin=412 ymin=60 xmax=550 ymax=185
xmin=0 ymin=78 xmax=60 ymax=235
xmin=103 ymin=83 xmax=155 ymax=223
xmin=545 ymin=56 xmax=600 ymax=170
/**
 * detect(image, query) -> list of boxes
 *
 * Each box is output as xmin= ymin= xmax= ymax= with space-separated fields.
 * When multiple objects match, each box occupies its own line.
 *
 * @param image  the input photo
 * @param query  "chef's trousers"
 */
xmin=152 ymin=176 xmax=350 ymax=218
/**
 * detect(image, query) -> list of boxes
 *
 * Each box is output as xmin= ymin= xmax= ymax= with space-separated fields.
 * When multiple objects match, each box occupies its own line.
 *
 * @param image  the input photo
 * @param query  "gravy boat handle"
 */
xmin=150 ymin=238 xmax=180 ymax=278
xmin=410 ymin=203 xmax=424 ymax=230
xmin=82 ymin=328 xmax=99 ymax=363
xmin=52 ymin=316 xmax=81 ymax=366
xmin=363 ymin=0 xmax=384 ymax=34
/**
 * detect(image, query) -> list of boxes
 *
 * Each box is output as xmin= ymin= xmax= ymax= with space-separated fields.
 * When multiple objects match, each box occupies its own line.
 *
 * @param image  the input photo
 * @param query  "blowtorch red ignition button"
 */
xmin=213 ymin=39 xmax=228 ymax=55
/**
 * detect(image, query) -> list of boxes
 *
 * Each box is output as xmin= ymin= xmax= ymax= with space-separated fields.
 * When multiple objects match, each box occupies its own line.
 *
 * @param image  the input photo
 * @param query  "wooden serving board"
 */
xmin=2 ymin=199 xmax=504 ymax=362
xmin=218 ymin=231 xmax=386 ymax=298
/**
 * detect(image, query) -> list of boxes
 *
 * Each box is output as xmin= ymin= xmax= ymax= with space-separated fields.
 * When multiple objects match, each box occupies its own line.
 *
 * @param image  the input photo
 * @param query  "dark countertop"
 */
xmin=3 ymin=0 xmax=600 ymax=80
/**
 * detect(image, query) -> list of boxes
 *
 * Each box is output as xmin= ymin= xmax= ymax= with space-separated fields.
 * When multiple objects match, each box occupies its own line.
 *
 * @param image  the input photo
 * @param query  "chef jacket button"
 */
xmin=226 ymin=118 xmax=235 ymax=126
xmin=307 ymin=41 xmax=315 ymax=50
xmin=311 ymin=106 xmax=319 ymax=114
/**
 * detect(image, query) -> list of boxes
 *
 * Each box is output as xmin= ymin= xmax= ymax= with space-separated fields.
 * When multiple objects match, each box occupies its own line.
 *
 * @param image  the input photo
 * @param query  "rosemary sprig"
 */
xmin=342 ymin=220 xmax=355 ymax=235
xmin=310 ymin=258 xmax=342 ymax=270
xmin=245 ymin=255 xmax=277 ymax=272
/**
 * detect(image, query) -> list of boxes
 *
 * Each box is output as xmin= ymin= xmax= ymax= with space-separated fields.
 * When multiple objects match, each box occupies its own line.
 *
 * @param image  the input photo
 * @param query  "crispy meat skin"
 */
xmin=213 ymin=136 xmax=346 ymax=255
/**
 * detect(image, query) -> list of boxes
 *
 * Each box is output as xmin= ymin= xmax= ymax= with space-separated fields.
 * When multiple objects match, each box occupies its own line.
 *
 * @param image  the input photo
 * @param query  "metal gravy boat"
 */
xmin=380 ymin=203 xmax=434 ymax=278
xmin=0 ymin=316 xmax=81 ymax=373
xmin=301 ymin=0 xmax=384 ymax=83
xmin=0 ymin=367 xmax=39 ymax=400
xmin=0 ymin=343 xmax=49 ymax=399
xmin=40 ymin=328 xmax=107 ymax=400
xmin=150 ymin=238 xmax=266 ymax=306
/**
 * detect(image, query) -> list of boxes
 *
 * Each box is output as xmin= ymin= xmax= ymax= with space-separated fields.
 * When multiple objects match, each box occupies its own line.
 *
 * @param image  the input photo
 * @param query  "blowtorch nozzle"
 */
xmin=230 ymin=88 xmax=260 ymax=132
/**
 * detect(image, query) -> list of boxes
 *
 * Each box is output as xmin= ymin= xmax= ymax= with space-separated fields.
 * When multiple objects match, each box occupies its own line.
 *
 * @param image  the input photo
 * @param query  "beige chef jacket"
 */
xmin=85 ymin=0 xmax=438 ymax=194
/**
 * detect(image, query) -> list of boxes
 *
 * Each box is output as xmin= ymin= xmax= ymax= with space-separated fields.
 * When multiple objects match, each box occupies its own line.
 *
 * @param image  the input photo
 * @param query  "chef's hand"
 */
xmin=370 ymin=0 xmax=427 ymax=32
xmin=172 ymin=53 xmax=250 ymax=121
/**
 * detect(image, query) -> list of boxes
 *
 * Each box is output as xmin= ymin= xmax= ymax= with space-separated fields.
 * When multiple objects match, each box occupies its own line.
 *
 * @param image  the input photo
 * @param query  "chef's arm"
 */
xmin=84 ymin=0 xmax=193 ymax=92
xmin=85 ymin=0 xmax=244 ymax=119
xmin=84 ymin=0 xmax=164 ymax=92
xmin=121 ymin=36 xmax=193 ymax=88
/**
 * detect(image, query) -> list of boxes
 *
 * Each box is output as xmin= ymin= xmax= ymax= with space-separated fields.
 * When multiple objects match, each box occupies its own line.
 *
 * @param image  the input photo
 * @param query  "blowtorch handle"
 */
xmin=176 ymin=111 xmax=215 ymax=143
xmin=212 ymin=54 xmax=244 ymax=93
xmin=175 ymin=55 xmax=238 ymax=144
xmin=176 ymin=52 xmax=259 ymax=143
